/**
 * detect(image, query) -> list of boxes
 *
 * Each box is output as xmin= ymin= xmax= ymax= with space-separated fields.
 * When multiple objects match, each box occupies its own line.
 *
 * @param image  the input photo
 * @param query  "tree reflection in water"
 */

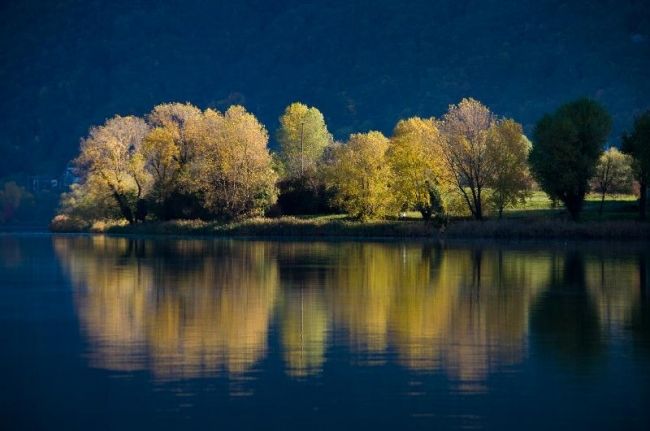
xmin=53 ymin=237 xmax=647 ymax=392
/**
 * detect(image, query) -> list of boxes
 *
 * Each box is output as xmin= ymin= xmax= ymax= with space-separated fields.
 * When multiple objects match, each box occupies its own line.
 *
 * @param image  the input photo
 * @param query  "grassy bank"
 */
xmin=50 ymin=214 xmax=650 ymax=240
xmin=49 ymin=192 xmax=650 ymax=240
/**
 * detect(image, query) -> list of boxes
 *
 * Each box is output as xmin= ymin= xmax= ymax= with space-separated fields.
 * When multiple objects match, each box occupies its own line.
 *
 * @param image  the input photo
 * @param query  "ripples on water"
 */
xmin=2 ymin=235 xmax=650 ymax=429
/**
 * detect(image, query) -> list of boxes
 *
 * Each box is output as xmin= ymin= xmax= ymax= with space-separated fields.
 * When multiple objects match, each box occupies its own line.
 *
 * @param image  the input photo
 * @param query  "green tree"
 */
xmin=529 ymin=98 xmax=611 ymax=221
xmin=387 ymin=117 xmax=447 ymax=220
xmin=73 ymin=115 xmax=151 ymax=223
xmin=621 ymin=111 xmax=650 ymax=219
xmin=277 ymin=102 xmax=332 ymax=179
xmin=590 ymin=147 xmax=634 ymax=215
xmin=486 ymin=119 xmax=533 ymax=218
xmin=326 ymin=131 xmax=395 ymax=220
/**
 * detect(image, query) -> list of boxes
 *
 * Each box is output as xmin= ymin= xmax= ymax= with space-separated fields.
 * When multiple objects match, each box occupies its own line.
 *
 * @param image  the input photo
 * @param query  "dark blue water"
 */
xmin=1 ymin=234 xmax=649 ymax=430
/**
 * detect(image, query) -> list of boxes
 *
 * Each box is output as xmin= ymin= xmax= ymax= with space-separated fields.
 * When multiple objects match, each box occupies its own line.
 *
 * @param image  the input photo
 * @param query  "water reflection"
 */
xmin=54 ymin=237 xmax=649 ymax=390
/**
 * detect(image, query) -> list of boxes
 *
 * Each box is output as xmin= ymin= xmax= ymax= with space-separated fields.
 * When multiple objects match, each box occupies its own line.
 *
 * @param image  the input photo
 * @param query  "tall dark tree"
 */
xmin=622 ymin=111 xmax=650 ymax=220
xmin=529 ymin=98 xmax=611 ymax=221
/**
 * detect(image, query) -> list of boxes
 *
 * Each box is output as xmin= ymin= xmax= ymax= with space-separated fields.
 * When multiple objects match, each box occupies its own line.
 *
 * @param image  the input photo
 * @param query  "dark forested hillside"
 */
xmin=1 ymin=0 xmax=649 ymax=177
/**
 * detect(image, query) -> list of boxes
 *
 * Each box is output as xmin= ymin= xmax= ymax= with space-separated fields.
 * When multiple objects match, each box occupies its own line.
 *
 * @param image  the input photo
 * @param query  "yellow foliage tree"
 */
xmin=194 ymin=106 xmax=278 ymax=219
xmin=277 ymin=102 xmax=332 ymax=179
xmin=326 ymin=131 xmax=395 ymax=220
xmin=145 ymin=102 xmax=203 ymax=196
xmin=141 ymin=127 xmax=181 ymax=212
xmin=485 ymin=119 xmax=533 ymax=217
xmin=74 ymin=115 xmax=150 ymax=223
xmin=387 ymin=117 xmax=448 ymax=219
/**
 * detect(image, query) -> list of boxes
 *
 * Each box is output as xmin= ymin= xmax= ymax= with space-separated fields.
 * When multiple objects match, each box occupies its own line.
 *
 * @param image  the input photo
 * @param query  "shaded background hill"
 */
xmin=1 ymin=0 xmax=649 ymax=178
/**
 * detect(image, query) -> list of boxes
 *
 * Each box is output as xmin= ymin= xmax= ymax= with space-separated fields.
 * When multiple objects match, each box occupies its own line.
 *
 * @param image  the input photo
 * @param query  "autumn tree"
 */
xmin=277 ymin=102 xmax=331 ymax=178
xmin=590 ymin=147 xmax=633 ymax=215
xmin=74 ymin=115 xmax=150 ymax=223
xmin=326 ymin=131 xmax=395 ymax=220
xmin=621 ymin=111 xmax=650 ymax=219
xmin=387 ymin=117 xmax=447 ymax=220
xmin=193 ymin=106 xmax=278 ymax=219
xmin=529 ymin=98 xmax=611 ymax=220
xmin=438 ymin=98 xmax=498 ymax=220
xmin=144 ymin=102 xmax=203 ymax=218
xmin=276 ymin=102 xmax=333 ymax=214
xmin=486 ymin=119 xmax=533 ymax=218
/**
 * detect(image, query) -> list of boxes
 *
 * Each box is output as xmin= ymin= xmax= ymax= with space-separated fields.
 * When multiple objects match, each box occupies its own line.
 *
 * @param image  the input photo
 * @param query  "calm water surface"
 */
xmin=1 ymin=234 xmax=649 ymax=430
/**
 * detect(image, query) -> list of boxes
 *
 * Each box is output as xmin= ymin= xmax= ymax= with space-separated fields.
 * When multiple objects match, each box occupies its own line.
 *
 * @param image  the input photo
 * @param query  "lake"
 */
xmin=1 ymin=234 xmax=649 ymax=430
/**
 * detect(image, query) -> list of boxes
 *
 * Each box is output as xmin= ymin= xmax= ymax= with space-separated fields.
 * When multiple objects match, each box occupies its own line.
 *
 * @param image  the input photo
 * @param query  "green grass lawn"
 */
xmin=397 ymin=191 xmax=640 ymax=221
xmin=504 ymin=191 xmax=639 ymax=220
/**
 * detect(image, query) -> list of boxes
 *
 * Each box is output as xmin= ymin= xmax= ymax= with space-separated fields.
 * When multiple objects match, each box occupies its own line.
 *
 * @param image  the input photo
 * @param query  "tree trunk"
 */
xmin=641 ymin=179 xmax=647 ymax=221
xmin=474 ymin=188 xmax=483 ymax=220
xmin=599 ymin=190 xmax=606 ymax=216
xmin=112 ymin=191 xmax=134 ymax=224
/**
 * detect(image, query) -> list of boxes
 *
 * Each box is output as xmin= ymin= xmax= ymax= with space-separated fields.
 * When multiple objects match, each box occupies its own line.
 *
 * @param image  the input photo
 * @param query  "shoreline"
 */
xmin=47 ymin=216 xmax=650 ymax=241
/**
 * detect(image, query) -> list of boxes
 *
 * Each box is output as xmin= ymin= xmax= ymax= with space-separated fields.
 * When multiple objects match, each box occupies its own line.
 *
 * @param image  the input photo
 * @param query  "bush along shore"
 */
xmin=50 ymin=215 xmax=650 ymax=241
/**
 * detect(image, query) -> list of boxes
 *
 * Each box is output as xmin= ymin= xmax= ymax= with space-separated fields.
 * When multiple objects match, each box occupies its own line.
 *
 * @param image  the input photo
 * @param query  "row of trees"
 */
xmin=61 ymin=98 xmax=648 ymax=223
xmin=63 ymin=104 xmax=277 ymax=223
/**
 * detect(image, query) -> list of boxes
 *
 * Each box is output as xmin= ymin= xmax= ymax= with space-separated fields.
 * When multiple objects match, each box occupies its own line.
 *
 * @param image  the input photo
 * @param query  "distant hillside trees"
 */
xmin=622 ymin=111 xmax=650 ymax=219
xmin=529 ymin=98 xmax=612 ymax=220
xmin=0 ymin=182 xmax=34 ymax=223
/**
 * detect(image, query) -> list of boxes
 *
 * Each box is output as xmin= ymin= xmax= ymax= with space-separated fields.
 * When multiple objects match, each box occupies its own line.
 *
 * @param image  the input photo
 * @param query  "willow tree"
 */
xmin=74 ymin=115 xmax=150 ymax=223
xmin=530 ymin=98 xmax=611 ymax=220
xmin=277 ymin=102 xmax=331 ymax=179
xmin=141 ymin=126 xmax=180 ymax=216
xmin=438 ymin=98 xmax=498 ymax=220
xmin=486 ymin=119 xmax=533 ymax=218
xmin=387 ymin=117 xmax=447 ymax=220
xmin=194 ymin=106 xmax=278 ymax=219
xmin=147 ymin=103 xmax=202 ymax=186
xmin=326 ymin=131 xmax=395 ymax=220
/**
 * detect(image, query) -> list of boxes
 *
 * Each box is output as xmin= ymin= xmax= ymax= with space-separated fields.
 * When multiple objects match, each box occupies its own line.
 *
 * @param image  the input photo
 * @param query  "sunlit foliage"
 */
xmin=73 ymin=115 xmax=150 ymax=223
xmin=387 ymin=117 xmax=448 ymax=219
xmin=590 ymin=147 xmax=633 ymax=214
xmin=486 ymin=119 xmax=533 ymax=217
xmin=277 ymin=102 xmax=332 ymax=179
xmin=439 ymin=99 xmax=531 ymax=219
xmin=193 ymin=106 xmax=278 ymax=219
xmin=326 ymin=131 xmax=396 ymax=220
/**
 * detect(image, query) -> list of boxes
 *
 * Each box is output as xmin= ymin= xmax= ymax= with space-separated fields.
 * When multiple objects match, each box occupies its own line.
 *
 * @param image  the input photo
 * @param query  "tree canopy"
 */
xmin=529 ymin=98 xmax=611 ymax=220
xmin=277 ymin=102 xmax=331 ymax=179
xmin=387 ymin=117 xmax=447 ymax=219
xmin=326 ymin=131 xmax=395 ymax=220
xmin=622 ymin=111 xmax=650 ymax=219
